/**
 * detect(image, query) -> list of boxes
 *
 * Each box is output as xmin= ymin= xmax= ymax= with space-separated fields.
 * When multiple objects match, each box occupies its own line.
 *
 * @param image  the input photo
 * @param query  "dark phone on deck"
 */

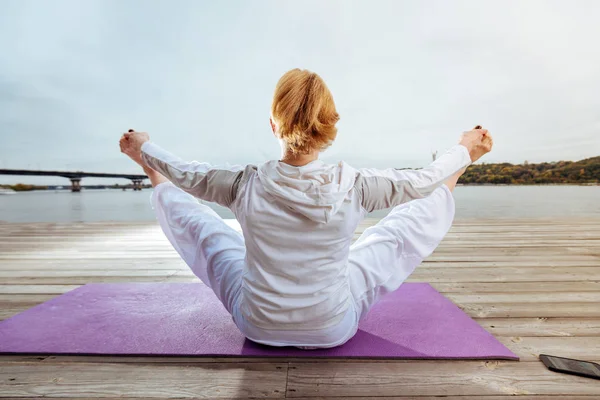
xmin=540 ymin=354 xmax=600 ymax=380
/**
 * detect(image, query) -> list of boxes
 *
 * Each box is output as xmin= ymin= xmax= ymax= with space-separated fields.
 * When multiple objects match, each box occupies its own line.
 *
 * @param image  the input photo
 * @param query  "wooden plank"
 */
xmin=7 ymin=281 xmax=600 ymax=296
xmin=171 ymin=267 xmax=600 ymax=283
xmin=286 ymin=361 xmax=600 ymax=397
xmin=0 ymin=294 xmax=64 ymax=303
xmin=0 ymin=218 xmax=595 ymax=228
xmin=498 ymin=336 xmax=600 ymax=361
xmin=0 ymin=355 xmax=50 ymax=362
xmin=2 ymin=260 xmax=599 ymax=271
xmin=2 ymin=225 xmax=596 ymax=233
xmin=7 ymin=252 xmax=594 ymax=261
xmin=9 ymin=289 xmax=600 ymax=304
xmin=431 ymin=282 xmax=600 ymax=292
xmin=0 ymin=285 xmax=81 ymax=294
xmin=0 ymin=270 xmax=177 ymax=278
xmin=476 ymin=318 xmax=600 ymax=337
xmin=448 ymin=292 xmax=600 ymax=303
xmin=4 ymin=237 xmax=599 ymax=247
xmin=424 ymin=255 xmax=600 ymax=262
xmin=2 ymin=397 xmax=599 ymax=400
xmin=6 ymin=228 xmax=593 ymax=238
xmin=432 ymin=245 xmax=600 ymax=252
xmin=425 ymin=249 xmax=599 ymax=256
xmin=2 ymin=221 xmax=587 ymax=232
xmin=0 ymin=245 xmax=179 ymax=252
xmin=0 ymin=276 xmax=178 ymax=285
xmin=0 ymin=259 xmax=186 ymax=271
xmin=8 ymin=247 xmax=596 ymax=259
xmin=0 ymin=361 xmax=287 ymax=398
xmin=9 ymin=218 xmax=600 ymax=227
xmin=458 ymin=302 xmax=600 ymax=318
xmin=425 ymin=260 xmax=600 ymax=267
xmin=0 ymin=294 xmax=58 ymax=319
xmin=1 ymin=397 xmax=236 ymax=400
xmin=1 ymin=353 xmax=599 ymax=366
xmin=0 ymin=253 xmax=188 ymax=260
xmin=0 ymin=263 xmax=187 ymax=271
xmin=408 ymin=267 xmax=600 ymax=282
xmin=448 ymin=224 xmax=600 ymax=230
xmin=288 ymin=397 xmax=600 ymax=400
xmin=286 ymin=397 xmax=600 ymax=400
xmin=164 ymin=266 xmax=600 ymax=283
xmin=435 ymin=242 xmax=600 ymax=248
xmin=3 ymin=232 xmax=598 ymax=244
xmin=13 ymin=281 xmax=600 ymax=295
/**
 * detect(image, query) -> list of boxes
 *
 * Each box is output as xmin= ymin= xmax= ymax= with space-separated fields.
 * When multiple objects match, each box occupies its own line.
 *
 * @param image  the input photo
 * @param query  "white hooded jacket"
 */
xmin=141 ymin=142 xmax=471 ymax=330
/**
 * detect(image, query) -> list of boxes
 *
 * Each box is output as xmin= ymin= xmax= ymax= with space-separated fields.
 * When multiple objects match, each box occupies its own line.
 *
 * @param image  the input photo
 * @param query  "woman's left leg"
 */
xmin=348 ymin=184 xmax=457 ymax=321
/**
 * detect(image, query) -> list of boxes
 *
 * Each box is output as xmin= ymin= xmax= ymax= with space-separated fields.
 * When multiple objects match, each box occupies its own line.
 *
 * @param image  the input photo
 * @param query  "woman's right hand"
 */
xmin=459 ymin=126 xmax=494 ymax=162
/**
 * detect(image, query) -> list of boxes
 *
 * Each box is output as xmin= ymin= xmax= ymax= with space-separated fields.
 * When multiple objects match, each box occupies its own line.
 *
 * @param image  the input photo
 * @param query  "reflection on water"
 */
xmin=69 ymin=193 xmax=84 ymax=221
xmin=0 ymin=186 xmax=598 ymax=223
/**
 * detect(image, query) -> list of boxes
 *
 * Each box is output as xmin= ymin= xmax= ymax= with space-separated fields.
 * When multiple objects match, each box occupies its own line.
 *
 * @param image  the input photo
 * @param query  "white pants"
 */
xmin=151 ymin=182 xmax=455 ymax=348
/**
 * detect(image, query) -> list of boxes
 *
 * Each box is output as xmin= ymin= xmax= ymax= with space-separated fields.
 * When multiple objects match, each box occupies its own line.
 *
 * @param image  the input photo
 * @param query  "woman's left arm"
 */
xmin=122 ymin=131 xmax=247 ymax=208
xmin=140 ymin=141 xmax=247 ymax=208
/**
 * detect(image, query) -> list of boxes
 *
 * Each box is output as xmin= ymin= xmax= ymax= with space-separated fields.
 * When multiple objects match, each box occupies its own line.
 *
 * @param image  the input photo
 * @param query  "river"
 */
xmin=0 ymin=185 xmax=598 ymax=223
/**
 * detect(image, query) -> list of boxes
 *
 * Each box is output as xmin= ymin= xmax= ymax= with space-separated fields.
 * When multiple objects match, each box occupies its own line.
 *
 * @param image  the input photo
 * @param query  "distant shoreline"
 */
xmin=457 ymin=182 xmax=599 ymax=187
xmin=0 ymin=184 xmax=152 ymax=192
xmin=0 ymin=182 xmax=598 ymax=193
xmin=1 ymin=155 xmax=598 ymax=190
xmin=456 ymin=155 xmax=599 ymax=185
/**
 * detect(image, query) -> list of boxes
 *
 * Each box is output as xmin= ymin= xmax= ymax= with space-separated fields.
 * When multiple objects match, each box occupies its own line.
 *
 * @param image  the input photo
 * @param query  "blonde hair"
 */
xmin=271 ymin=69 xmax=339 ymax=155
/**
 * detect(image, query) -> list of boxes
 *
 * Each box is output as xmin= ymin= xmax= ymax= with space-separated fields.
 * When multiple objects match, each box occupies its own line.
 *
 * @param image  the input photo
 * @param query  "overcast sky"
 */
xmin=1 ymin=0 xmax=599 ymax=185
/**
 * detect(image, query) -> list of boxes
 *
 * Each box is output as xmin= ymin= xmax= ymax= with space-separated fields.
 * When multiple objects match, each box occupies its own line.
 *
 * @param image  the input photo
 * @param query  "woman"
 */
xmin=120 ymin=68 xmax=493 ymax=349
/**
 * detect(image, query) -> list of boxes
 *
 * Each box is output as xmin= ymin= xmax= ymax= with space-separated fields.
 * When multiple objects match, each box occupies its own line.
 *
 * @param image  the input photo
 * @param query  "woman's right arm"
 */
xmin=355 ymin=129 xmax=493 ymax=212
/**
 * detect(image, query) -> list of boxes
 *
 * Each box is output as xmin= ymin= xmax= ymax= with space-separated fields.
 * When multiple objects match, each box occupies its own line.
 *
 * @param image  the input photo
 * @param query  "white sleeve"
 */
xmin=141 ymin=141 xmax=251 ymax=208
xmin=355 ymin=144 xmax=471 ymax=212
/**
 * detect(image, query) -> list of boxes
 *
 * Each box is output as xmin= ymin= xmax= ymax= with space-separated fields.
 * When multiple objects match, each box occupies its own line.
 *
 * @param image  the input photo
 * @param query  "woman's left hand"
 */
xmin=119 ymin=129 xmax=150 ymax=164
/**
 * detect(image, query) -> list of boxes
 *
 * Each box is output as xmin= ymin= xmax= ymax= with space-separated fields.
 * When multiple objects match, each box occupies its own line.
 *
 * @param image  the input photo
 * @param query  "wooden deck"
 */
xmin=1 ymin=218 xmax=599 ymax=399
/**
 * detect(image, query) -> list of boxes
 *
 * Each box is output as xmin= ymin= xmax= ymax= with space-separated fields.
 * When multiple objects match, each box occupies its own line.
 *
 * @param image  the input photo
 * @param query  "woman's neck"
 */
xmin=280 ymin=152 xmax=319 ymax=167
xmin=279 ymin=141 xmax=320 ymax=167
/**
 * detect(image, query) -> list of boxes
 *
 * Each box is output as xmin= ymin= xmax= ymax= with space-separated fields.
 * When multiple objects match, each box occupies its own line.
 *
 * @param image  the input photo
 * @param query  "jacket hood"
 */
xmin=257 ymin=159 xmax=356 ymax=224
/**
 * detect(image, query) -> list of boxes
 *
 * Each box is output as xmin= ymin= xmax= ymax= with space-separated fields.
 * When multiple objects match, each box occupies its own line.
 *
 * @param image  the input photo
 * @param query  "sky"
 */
xmin=1 ymin=0 xmax=599 ymax=185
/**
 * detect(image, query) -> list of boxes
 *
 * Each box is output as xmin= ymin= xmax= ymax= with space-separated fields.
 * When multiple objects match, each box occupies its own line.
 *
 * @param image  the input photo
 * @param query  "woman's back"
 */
xmin=235 ymin=159 xmax=363 ymax=330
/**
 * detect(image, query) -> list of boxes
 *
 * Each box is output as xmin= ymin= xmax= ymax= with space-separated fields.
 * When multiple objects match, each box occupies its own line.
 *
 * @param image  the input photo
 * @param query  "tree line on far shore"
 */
xmin=458 ymin=156 xmax=600 ymax=185
xmin=0 ymin=184 xmax=49 ymax=191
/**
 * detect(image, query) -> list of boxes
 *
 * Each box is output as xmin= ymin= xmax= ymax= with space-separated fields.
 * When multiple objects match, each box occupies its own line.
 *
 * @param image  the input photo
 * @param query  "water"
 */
xmin=0 ymin=186 xmax=598 ymax=223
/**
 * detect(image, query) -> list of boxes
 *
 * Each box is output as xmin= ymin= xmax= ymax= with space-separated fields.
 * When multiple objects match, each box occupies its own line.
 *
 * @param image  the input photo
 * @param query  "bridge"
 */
xmin=0 ymin=169 xmax=148 ymax=192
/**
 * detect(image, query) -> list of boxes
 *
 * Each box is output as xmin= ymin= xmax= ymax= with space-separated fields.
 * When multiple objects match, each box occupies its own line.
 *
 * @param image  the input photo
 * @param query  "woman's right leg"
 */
xmin=151 ymin=180 xmax=246 ymax=314
xmin=348 ymin=184 xmax=457 ymax=321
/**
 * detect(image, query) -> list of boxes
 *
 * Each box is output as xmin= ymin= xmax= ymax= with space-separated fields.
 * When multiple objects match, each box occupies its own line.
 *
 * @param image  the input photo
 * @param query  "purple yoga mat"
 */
xmin=0 ymin=283 xmax=517 ymax=359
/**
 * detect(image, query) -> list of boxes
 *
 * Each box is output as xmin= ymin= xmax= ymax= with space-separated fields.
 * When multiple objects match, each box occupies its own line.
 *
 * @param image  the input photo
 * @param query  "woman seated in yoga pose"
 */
xmin=119 ymin=68 xmax=493 ymax=348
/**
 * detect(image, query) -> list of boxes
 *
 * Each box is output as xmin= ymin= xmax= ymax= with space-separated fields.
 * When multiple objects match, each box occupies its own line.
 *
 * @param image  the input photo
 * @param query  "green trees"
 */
xmin=0 ymin=184 xmax=48 ymax=191
xmin=458 ymin=156 xmax=599 ymax=185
